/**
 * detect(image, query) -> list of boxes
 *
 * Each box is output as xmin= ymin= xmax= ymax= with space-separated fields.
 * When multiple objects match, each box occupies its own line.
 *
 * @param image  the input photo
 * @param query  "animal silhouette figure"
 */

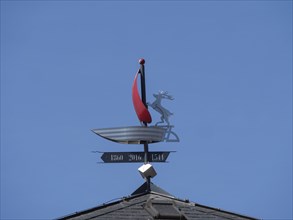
xmin=148 ymin=91 xmax=174 ymax=126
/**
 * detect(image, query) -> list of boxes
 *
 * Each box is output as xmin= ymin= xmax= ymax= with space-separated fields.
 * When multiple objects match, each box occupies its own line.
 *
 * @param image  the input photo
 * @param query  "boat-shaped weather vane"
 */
xmin=92 ymin=59 xmax=179 ymax=191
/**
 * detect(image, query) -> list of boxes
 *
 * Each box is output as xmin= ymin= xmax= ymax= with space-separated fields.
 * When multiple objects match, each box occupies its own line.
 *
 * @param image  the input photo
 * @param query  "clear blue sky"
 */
xmin=1 ymin=1 xmax=292 ymax=219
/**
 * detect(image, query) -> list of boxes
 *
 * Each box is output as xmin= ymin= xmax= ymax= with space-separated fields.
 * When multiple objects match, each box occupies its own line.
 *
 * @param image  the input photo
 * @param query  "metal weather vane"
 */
xmin=92 ymin=58 xmax=179 ymax=191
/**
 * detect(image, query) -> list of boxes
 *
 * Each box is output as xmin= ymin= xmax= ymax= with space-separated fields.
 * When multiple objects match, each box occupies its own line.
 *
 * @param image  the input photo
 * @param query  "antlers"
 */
xmin=158 ymin=91 xmax=174 ymax=100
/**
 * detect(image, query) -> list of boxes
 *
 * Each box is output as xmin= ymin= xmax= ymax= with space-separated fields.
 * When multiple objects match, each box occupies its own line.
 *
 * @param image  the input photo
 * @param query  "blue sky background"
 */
xmin=1 ymin=1 xmax=292 ymax=219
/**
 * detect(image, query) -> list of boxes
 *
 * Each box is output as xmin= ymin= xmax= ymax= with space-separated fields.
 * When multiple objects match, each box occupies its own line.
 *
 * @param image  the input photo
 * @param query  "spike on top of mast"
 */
xmin=139 ymin=58 xmax=145 ymax=65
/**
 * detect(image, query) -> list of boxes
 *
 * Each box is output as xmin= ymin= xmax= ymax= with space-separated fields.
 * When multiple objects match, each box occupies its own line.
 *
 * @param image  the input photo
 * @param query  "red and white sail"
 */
xmin=132 ymin=71 xmax=152 ymax=124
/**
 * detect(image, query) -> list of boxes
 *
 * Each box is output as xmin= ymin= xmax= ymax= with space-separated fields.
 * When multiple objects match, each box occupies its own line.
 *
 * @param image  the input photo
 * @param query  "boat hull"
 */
xmin=92 ymin=126 xmax=167 ymax=144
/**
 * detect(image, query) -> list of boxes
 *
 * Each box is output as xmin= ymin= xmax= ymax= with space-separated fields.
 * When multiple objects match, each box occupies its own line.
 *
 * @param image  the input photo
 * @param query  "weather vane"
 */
xmin=92 ymin=58 xmax=179 ymax=191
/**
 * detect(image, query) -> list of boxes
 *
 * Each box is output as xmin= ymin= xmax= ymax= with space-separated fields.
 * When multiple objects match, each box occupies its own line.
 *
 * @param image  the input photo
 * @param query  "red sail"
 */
xmin=132 ymin=72 xmax=152 ymax=124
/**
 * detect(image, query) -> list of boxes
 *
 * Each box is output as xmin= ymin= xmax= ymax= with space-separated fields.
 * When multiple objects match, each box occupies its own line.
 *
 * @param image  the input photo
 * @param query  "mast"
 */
xmin=138 ymin=58 xmax=151 ymax=192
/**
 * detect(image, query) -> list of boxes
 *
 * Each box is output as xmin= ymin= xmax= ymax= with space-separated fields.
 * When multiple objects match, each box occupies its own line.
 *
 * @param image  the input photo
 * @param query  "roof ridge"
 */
xmin=131 ymin=181 xmax=174 ymax=197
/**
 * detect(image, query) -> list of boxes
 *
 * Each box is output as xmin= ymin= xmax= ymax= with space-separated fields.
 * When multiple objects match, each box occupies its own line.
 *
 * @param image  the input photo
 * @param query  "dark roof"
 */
xmin=131 ymin=182 xmax=174 ymax=197
xmin=57 ymin=182 xmax=258 ymax=220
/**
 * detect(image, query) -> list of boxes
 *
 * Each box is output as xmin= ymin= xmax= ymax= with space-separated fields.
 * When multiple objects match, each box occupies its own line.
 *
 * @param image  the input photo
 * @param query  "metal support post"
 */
xmin=139 ymin=59 xmax=151 ymax=192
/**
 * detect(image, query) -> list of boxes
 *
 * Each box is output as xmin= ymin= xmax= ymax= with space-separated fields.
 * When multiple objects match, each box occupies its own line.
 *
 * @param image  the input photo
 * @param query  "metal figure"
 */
xmin=148 ymin=91 xmax=174 ymax=126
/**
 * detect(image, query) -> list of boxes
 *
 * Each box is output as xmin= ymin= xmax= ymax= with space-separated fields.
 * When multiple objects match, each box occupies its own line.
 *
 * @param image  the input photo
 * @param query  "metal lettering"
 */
xmin=110 ymin=154 xmax=123 ymax=161
xmin=152 ymin=153 xmax=163 ymax=162
xmin=129 ymin=153 xmax=143 ymax=162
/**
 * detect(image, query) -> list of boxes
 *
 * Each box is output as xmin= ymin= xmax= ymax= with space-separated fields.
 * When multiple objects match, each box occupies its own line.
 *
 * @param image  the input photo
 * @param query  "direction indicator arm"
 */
xmin=99 ymin=151 xmax=174 ymax=163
